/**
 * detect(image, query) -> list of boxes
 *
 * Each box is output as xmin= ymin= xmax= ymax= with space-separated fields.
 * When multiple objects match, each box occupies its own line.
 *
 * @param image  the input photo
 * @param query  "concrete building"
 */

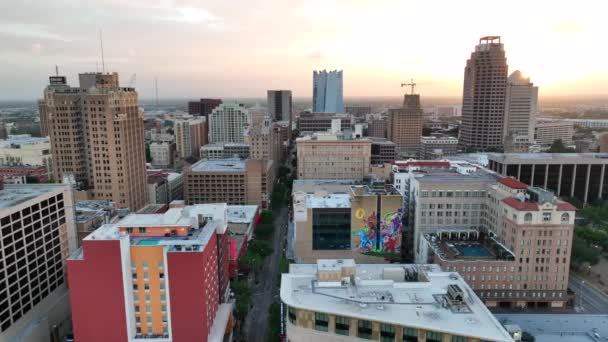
xmin=0 ymin=135 xmax=52 ymax=173
xmin=388 ymin=94 xmax=424 ymax=156
xmin=149 ymin=142 xmax=176 ymax=169
xmin=42 ymin=73 xmax=147 ymax=211
xmin=184 ymin=158 xmax=274 ymax=209
xmin=537 ymin=118 xmax=608 ymax=129
xmin=67 ymin=205 xmax=235 ymax=342
xmin=487 ymin=152 xmax=608 ymax=204
xmin=313 ymin=70 xmax=344 ymax=113
xmin=0 ymin=184 xmax=77 ymax=342
xmin=245 ymin=116 xmax=281 ymax=166
xmin=503 ymin=71 xmax=538 ymax=148
xmin=367 ymin=117 xmax=387 ymax=139
xmin=37 ymin=99 xmax=50 ymax=137
xmin=267 ymin=90 xmax=292 ymax=123
xmin=147 ymin=170 xmax=183 ymax=202
xmin=345 ymin=105 xmax=372 ymax=118
xmin=297 ymin=112 xmax=352 ymax=135
xmin=0 ymin=165 xmax=49 ymax=183
xmin=75 ymin=199 xmax=118 ymax=246
xmin=200 ymin=143 xmax=250 ymax=160
xmin=460 ymin=36 xmax=508 ymax=151
xmin=281 ymin=260 xmax=513 ymax=342
xmin=291 ymin=180 xmax=403 ymax=263
xmin=419 ymin=136 xmax=459 ymax=159
xmin=370 ymin=139 xmax=397 ymax=165
xmin=209 ymin=103 xmax=250 ymax=144
xmin=187 ymin=98 xmax=222 ymax=117
xmin=147 ymin=175 xmax=170 ymax=205
xmin=296 ymin=133 xmax=371 ymax=180
xmin=534 ymin=120 xmax=574 ymax=147
xmin=174 ymin=118 xmax=208 ymax=159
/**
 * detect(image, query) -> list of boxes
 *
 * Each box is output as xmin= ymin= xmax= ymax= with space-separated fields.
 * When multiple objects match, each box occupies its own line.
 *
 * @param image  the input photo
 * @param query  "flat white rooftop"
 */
xmin=0 ymin=184 xmax=66 ymax=209
xmin=304 ymin=193 xmax=351 ymax=208
xmin=281 ymin=260 xmax=513 ymax=342
xmin=226 ymin=205 xmax=258 ymax=224
xmin=191 ymin=158 xmax=246 ymax=172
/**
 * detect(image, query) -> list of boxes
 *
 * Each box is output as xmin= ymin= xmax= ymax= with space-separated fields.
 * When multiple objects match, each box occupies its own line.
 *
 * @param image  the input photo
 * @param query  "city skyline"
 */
xmin=1 ymin=0 xmax=607 ymax=100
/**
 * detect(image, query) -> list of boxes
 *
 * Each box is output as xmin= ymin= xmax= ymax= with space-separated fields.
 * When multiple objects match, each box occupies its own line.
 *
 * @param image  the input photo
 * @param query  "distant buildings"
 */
xmin=174 ymin=118 xmax=208 ymax=158
xmin=460 ymin=36 xmax=508 ymax=151
xmin=534 ymin=120 xmax=574 ymax=147
xmin=503 ymin=70 xmax=538 ymax=148
xmin=245 ymin=116 xmax=281 ymax=165
xmin=184 ymin=158 xmax=274 ymax=208
xmin=313 ymin=70 xmax=344 ymax=113
xmin=149 ymin=142 xmax=176 ymax=169
xmin=297 ymin=112 xmax=352 ymax=135
xmin=367 ymin=117 xmax=387 ymax=139
xmin=42 ymin=72 xmax=147 ymax=210
xmin=188 ymin=98 xmax=222 ymax=117
xmin=419 ymin=136 xmax=459 ymax=159
xmin=0 ymin=135 xmax=52 ymax=172
xmin=147 ymin=170 xmax=183 ymax=202
xmin=0 ymin=165 xmax=49 ymax=183
xmin=281 ymin=259 xmax=513 ymax=342
xmin=67 ymin=205 xmax=235 ymax=341
xmin=388 ymin=93 xmax=424 ymax=156
xmin=201 ymin=143 xmax=250 ymax=160
xmin=147 ymin=175 xmax=170 ymax=205
xmin=0 ymin=184 xmax=76 ymax=341
xmin=296 ymin=133 xmax=371 ymax=180
xmin=370 ymin=138 xmax=397 ymax=165
xmin=37 ymin=99 xmax=50 ymax=136
xmin=345 ymin=105 xmax=371 ymax=118
xmin=209 ymin=103 xmax=251 ymax=144
xmin=267 ymin=90 xmax=292 ymax=123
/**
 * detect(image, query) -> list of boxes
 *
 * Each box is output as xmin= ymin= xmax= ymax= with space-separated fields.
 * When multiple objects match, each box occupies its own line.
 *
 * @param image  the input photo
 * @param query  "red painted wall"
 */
xmin=67 ymin=240 xmax=128 ymax=342
xmin=168 ymin=233 xmax=219 ymax=342
xmin=217 ymin=232 xmax=230 ymax=301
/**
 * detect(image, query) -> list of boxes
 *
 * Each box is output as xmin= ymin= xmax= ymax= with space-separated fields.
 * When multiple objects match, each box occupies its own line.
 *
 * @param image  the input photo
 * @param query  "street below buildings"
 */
xmin=243 ymin=206 xmax=287 ymax=342
xmin=570 ymin=274 xmax=608 ymax=314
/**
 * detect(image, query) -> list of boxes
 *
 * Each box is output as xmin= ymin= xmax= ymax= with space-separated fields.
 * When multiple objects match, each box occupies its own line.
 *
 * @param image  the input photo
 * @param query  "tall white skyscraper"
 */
xmin=313 ymin=70 xmax=344 ymax=113
xmin=208 ymin=103 xmax=251 ymax=144
xmin=503 ymin=70 xmax=538 ymax=144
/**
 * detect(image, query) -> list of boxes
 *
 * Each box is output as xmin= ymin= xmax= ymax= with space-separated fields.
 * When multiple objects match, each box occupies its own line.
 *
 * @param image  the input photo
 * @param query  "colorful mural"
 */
xmin=352 ymin=208 xmax=404 ymax=254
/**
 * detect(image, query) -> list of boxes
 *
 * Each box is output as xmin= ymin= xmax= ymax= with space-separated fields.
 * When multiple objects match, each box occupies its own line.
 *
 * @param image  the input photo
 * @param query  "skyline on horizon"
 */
xmin=1 ymin=0 xmax=607 ymax=101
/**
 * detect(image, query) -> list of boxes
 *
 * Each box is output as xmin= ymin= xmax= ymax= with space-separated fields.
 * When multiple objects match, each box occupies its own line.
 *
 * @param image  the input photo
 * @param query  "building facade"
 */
xmin=149 ymin=142 xmax=176 ymax=169
xmin=267 ymin=90 xmax=292 ymax=123
xmin=188 ymin=98 xmax=222 ymax=117
xmin=297 ymin=112 xmax=352 ymax=135
xmin=313 ymin=70 xmax=344 ymax=113
xmin=387 ymin=94 xmax=424 ymax=156
xmin=534 ymin=120 xmax=574 ymax=147
xmin=370 ymin=139 xmax=397 ymax=165
xmin=419 ymin=136 xmax=459 ymax=159
xmin=367 ymin=117 xmax=387 ymax=139
xmin=42 ymin=73 xmax=147 ymax=210
xmin=37 ymin=99 xmax=50 ymax=137
xmin=460 ymin=36 xmax=508 ymax=151
xmin=503 ymin=71 xmax=538 ymax=147
xmin=200 ymin=143 xmax=250 ymax=160
xmin=0 ymin=184 xmax=77 ymax=342
xmin=208 ymin=103 xmax=250 ymax=144
xmin=174 ymin=118 xmax=208 ymax=159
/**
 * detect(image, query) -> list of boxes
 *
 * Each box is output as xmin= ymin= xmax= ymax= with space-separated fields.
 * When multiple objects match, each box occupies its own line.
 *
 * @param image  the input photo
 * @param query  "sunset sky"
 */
xmin=0 ymin=0 xmax=606 ymax=100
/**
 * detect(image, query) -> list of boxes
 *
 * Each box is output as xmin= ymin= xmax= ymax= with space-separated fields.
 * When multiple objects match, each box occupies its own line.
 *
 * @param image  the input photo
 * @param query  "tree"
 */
xmin=232 ymin=280 xmax=251 ymax=320
xmin=25 ymin=176 xmax=39 ymax=184
xmin=248 ymin=240 xmax=273 ymax=257
xmin=260 ymin=210 xmax=273 ymax=224
xmin=549 ymin=139 xmax=575 ymax=153
xmin=145 ymin=144 xmax=152 ymax=163
xmin=255 ymin=223 xmax=274 ymax=239
xmin=571 ymin=235 xmax=601 ymax=265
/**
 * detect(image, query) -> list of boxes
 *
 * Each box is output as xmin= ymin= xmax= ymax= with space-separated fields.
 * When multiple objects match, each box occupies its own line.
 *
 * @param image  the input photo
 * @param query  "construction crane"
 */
xmin=401 ymin=79 xmax=417 ymax=95
xmin=127 ymin=74 xmax=136 ymax=87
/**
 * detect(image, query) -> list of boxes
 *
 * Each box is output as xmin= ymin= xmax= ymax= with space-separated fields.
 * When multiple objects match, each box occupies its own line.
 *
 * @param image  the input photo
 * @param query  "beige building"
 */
xmin=174 ymin=117 xmax=208 ymax=158
xmin=209 ymin=103 xmax=250 ymax=144
xmin=245 ymin=116 xmax=281 ymax=165
xmin=296 ymin=133 xmax=371 ymax=180
xmin=387 ymin=94 xmax=424 ymax=156
xmin=503 ymin=70 xmax=538 ymax=147
xmin=184 ymin=158 xmax=274 ymax=209
xmin=534 ymin=120 xmax=574 ymax=147
xmin=0 ymin=135 xmax=52 ymax=173
xmin=42 ymin=72 xmax=148 ymax=211
xmin=37 ymin=99 xmax=50 ymax=137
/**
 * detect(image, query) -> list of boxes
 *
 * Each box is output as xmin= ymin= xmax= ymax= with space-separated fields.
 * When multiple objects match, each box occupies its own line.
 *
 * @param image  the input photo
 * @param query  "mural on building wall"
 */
xmin=353 ymin=208 xmax=404 ymax=254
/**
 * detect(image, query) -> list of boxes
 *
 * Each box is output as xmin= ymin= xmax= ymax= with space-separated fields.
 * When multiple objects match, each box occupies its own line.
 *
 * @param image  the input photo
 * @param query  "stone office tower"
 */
xmin=460 ymin=36 xmax=509 ymax=152
xmin=387 ymin=93 xmax=424 ymax=156
xmin=42 ymin=72 xmax=147 ymax=211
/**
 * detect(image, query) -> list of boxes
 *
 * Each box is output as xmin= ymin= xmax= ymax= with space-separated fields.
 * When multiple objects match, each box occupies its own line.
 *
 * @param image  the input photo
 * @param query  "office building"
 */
xmin=184 ymin=158 xmax=274 ymax=209
xmin=487 ymin=152 xmax=608 ymax=204
xmin=42 ymin=72 xmax=147 ymax=210
xmin=370 ymin=139 xmax=397 ymax=165
xmin=245 ymin=116 xmax=281 ymax=170
xmin=0 ymin=184 xmax=77 ymax=341
xmin=208 ymin=103 xmax=250 ymax=144
xmin=460 ymin=36 xmax=508 ymax=151
xmin=503 ymin=71 xmax=538 ymax=147
xmin=296 ymin=133 xmax=371 ymax=180
xmin=147 ymin=175 xmax=170 ymax=205
xmin=147 ymin=170 xmax=183 ymax=202
xmin=188 ymin=98 xmax=222 ymax=117
xmin=534 ymin=120 xmax=574 ymax=147
xmin=200 ymin=143 xmax=250 ymax=160
xmin=387 ymin=93 xmax=424 ymax=156
xmin=297 ymin=112 xmax=352 ymax=135
xmin=345 ymin=105 xmax=372 ymax=118
xmin=367 ymin=117 xmax=387 ymax=139
xmin=67 ymin=205 xmax=235 ymax=342
xmin=149 ymin=142 xmax=176 ymax=169
xmin=37 ymin=99 xmax=50 ymax=137
xmin=267 ymin=90 xmax=292 ymax=123
xmin=75 ymin=199 xmax=118 ymax=246
xmin=313 ymin=70 xmax=344 ymax=113
xmin=174 ymin=118 xmax=208 ymax=159
xmin=419 ymin=136 xmax=459 ymax=159
xmin=281 ymin=259 xmax=513 ymax=342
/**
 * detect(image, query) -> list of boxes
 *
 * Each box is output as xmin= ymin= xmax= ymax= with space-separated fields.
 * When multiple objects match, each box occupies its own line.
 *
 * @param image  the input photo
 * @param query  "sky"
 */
xmin=0 ymin=0 xmax=607 ymax=100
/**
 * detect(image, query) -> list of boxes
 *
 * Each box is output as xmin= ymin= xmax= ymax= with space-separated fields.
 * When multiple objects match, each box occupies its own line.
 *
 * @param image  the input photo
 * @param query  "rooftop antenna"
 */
xmin=401 ymin=78 xmax=416 ymax=95
xmin=55 ymin=65 xmax=59 ymax=76
xmin=99 ymin=29 xmax=106 ymax=73
xmin=155 ymin=77 xmax=159 ymax=108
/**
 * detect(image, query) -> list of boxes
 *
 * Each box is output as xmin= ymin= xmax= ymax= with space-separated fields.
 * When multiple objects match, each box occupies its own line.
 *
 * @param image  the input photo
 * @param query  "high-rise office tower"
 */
xmin=37 ymin=99 xmax=49 ymax=137
xmin=503 ymin=70 xmax=538 ymax=145
xmin=267 ymin=90 xmax=292 ymax=123
xmin=460 ymin=36 xmax=508 ymax=151
xmin=188 ymin=98 xmax=223 ymax=117
xmin=312 ymin=70 xmax=344 ymax=113
xmin=208 ymin=103 xmax=250 ymax=144
xmin=387 ymin=92 xmax=424 ymax=156
xmin=0 ymin=184 xmax=76 ymax=340
xmin=42 ymin=72 xmax=148 ymax=210
xmin=174 ymin=118 xmax=208 ymax=159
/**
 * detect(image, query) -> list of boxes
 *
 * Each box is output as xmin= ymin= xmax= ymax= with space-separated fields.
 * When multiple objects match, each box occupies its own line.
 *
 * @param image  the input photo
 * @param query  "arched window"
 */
xmin=524 ymin=213 xmax=533 ymax=222
xmin=561 ymin=213 xmax=570 ymax=222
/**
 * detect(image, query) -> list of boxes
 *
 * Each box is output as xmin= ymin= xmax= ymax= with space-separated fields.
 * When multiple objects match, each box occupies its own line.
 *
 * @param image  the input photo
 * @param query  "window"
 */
xmin=288 ymin=307 xmax=296 ymax=324
xmin=452 ymin=336 xmax=468 ymax=342
xmin=147 ymin=327 xmax=152 ymax=335
xmin=561 ymin=213 xmax=570 ymax=222
xmin=142 ymin=261 xmax=149 ymax=268
xmin=524 ymin=213 xmax=532 ymax=222
xmin=335 ymin=316 xmax=350 ymax=335
xmin=134 ymin=305 xmax=140 ymax=312
xmin=427 ymin=331 xmax=443 ymax=342
xmin=312 ymin=208 xmax=351 ymax=250
xmin=314 ymin=312 xmax=328 ymax=331
xmin=147 ymin=316 xmax=152 ymax=323
xmin=542 ymin=213 xmax=551 ymax=222
xmin=139 ymin=227 xmax=146 ymax=233
xmin=380 ymin=323 xmax=395 ymax=341
xmin=144 ymin=272 xmax=149 ymax=279
xmin=403 ymin=327 xmax=418 ymax=341
xmin=357 ymin=320 xmax=372 ymax=339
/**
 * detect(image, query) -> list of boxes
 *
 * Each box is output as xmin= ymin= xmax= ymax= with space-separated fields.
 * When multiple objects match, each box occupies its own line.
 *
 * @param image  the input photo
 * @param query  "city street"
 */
xmin=570 ymin=274 xmax=608 ymax=314
xmin=243 ymin=206 xmax=287 ymax=342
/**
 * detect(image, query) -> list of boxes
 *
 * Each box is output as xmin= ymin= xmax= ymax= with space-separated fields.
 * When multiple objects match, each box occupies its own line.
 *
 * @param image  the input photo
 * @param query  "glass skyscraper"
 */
xmin=313 ymin=70 xmax=344 ymax=113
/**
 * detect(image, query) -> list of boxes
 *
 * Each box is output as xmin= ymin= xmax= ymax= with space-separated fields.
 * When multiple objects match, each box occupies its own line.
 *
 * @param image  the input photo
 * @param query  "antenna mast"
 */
xmin=55 ymin=65 xmax=59 ymax=76
xmin=155 ymin=77 xmax=159 ymax=108
xmin=99 ymin=29 xmax=106 ymax=73
xmin=400 ymin=78 xmax=417 ymax=95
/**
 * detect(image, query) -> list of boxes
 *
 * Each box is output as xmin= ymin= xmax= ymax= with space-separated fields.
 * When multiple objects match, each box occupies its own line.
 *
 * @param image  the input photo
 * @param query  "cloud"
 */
xmin=0 ymin=23 xmax=69 ymax=41
xmin=162 ymin=6 xmax=224 ymax=29
xmin=307 ymin=50 xmax=324 ymax=60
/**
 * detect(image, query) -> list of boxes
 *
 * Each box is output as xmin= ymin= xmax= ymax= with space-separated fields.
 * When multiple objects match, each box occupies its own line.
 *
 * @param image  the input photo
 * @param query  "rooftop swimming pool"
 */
xmin=137 ymin=240 xmax=160 ymax=246
xmin=454 ymin=244 xmax=491 ymax=257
